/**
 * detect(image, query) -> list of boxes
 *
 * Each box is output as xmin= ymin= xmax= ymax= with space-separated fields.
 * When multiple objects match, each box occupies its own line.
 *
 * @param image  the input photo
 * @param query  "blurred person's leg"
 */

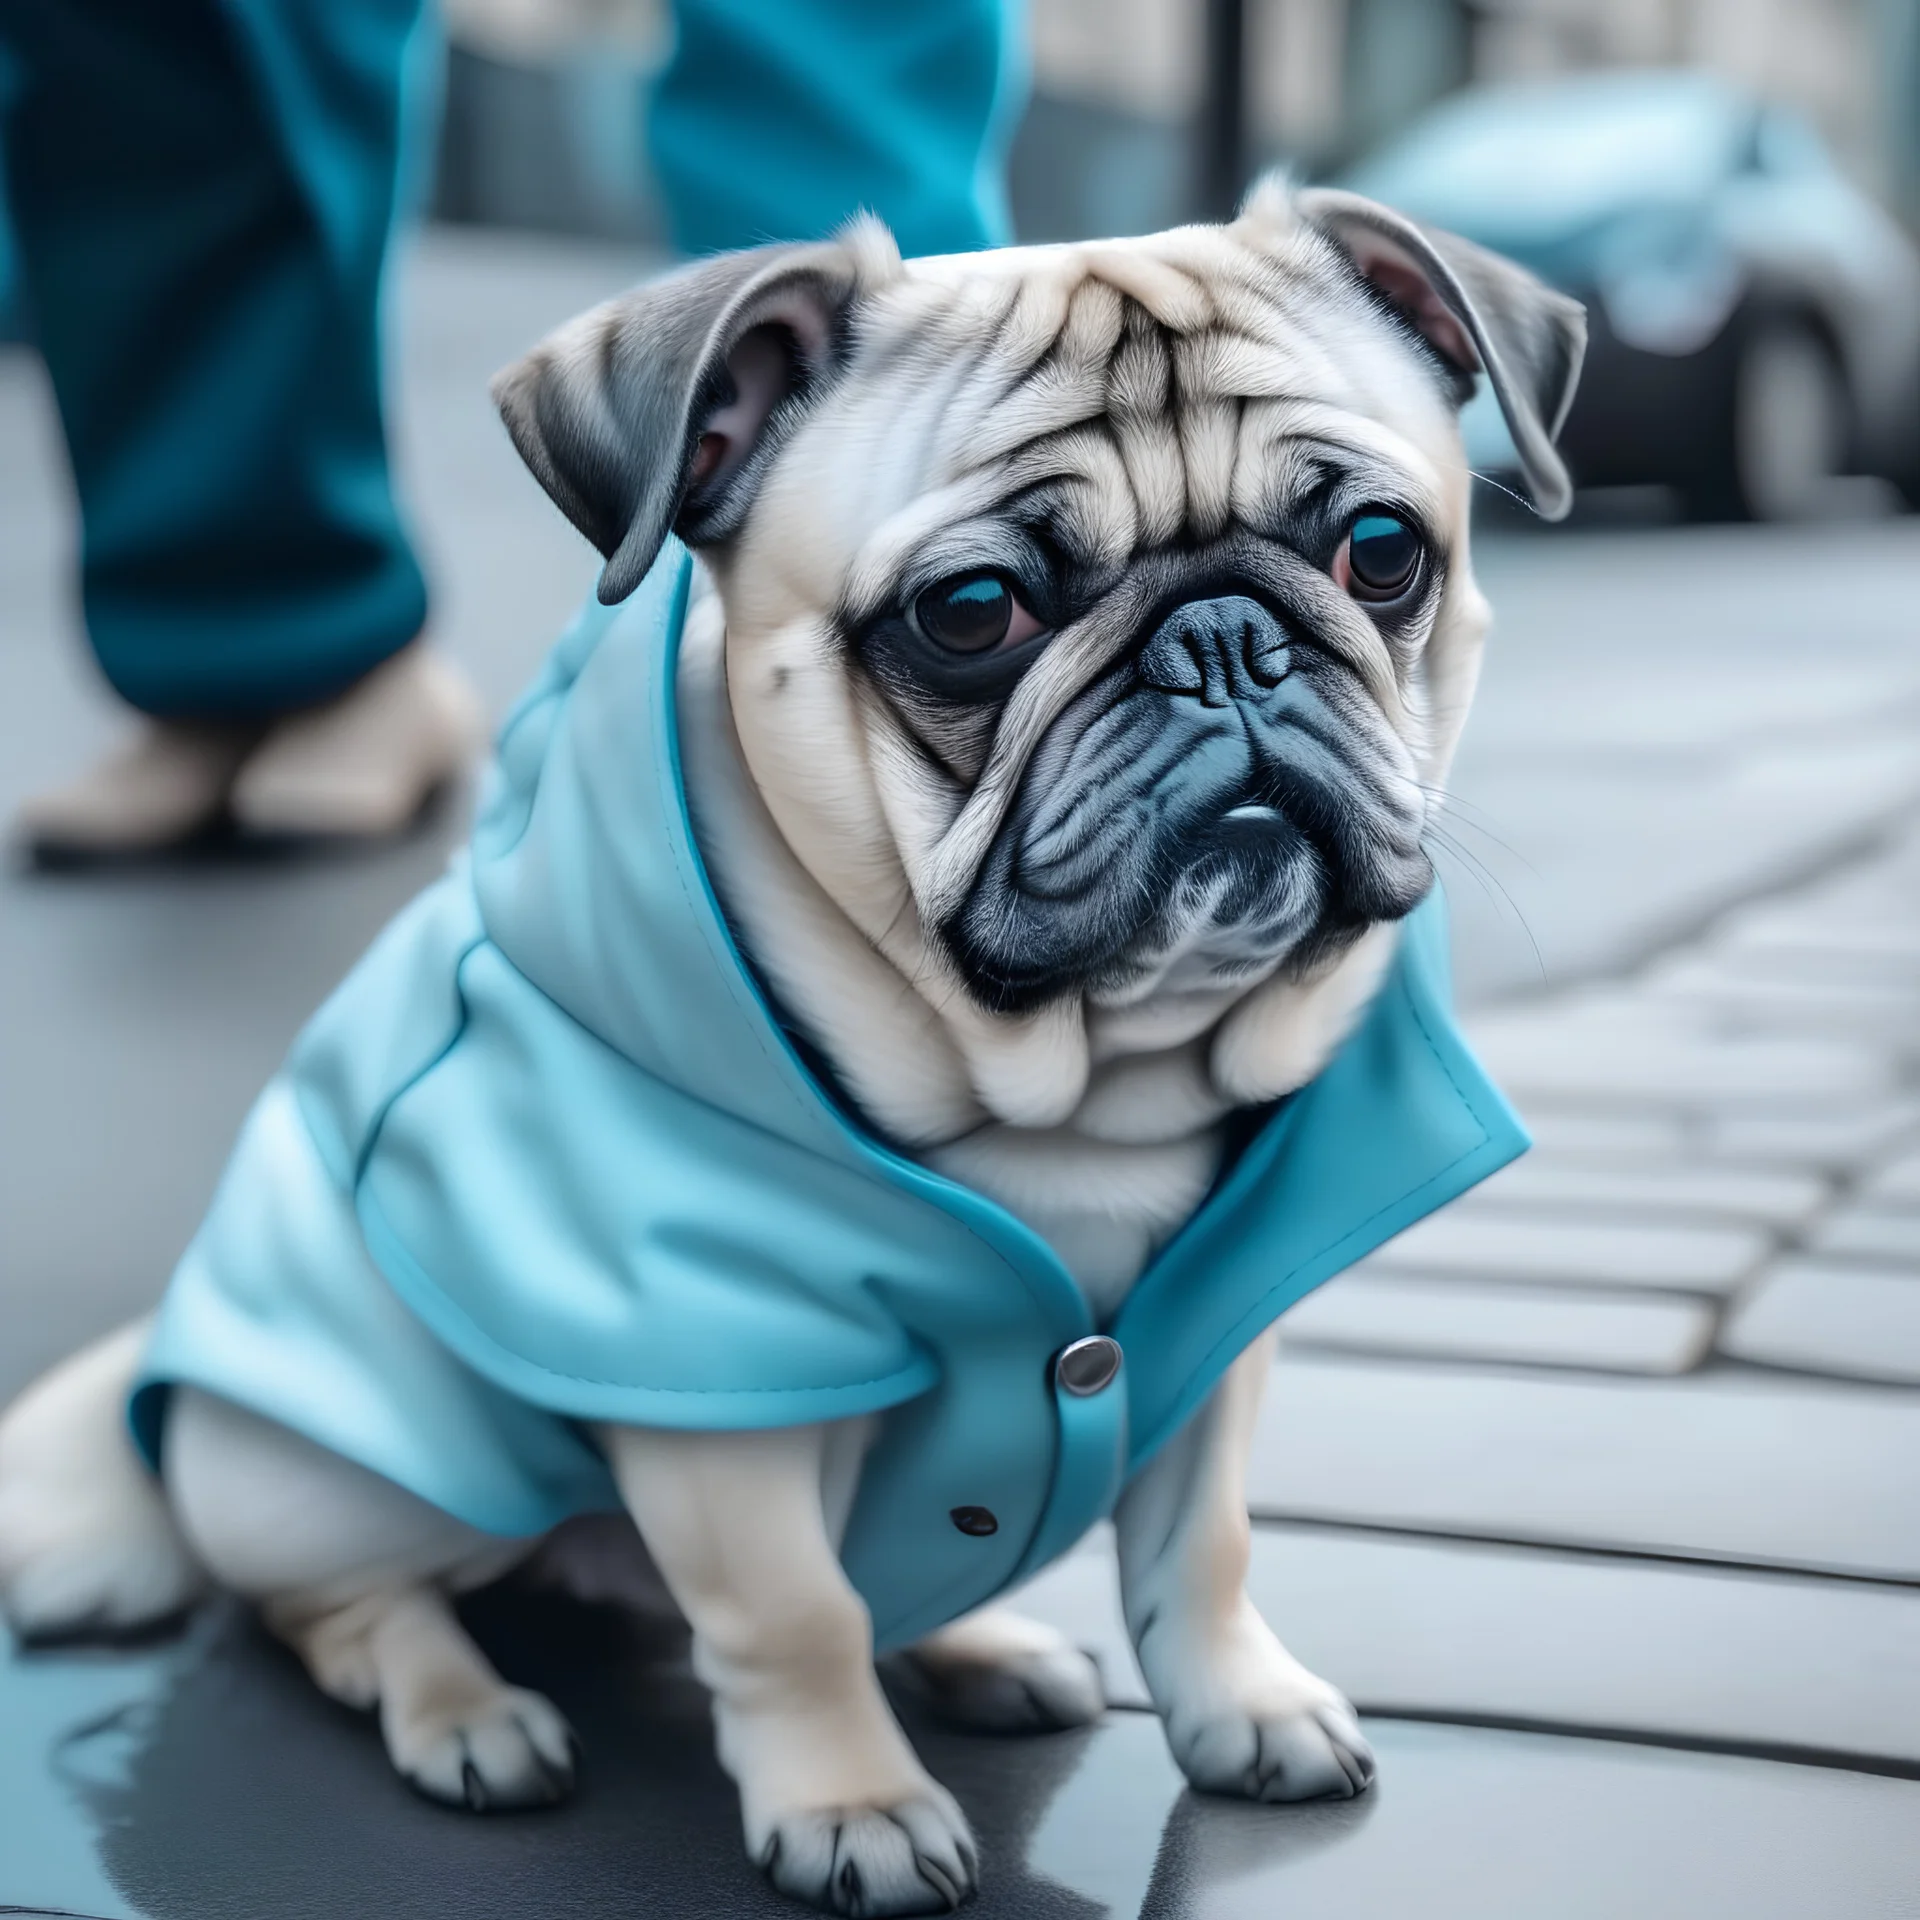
xmin=0 ymin=62 xmax=17 ymax=343
xmin=0 ymin=0 xmax=479 ymax=857
xmin=649 ymin=0 xmax=1026 ymax=258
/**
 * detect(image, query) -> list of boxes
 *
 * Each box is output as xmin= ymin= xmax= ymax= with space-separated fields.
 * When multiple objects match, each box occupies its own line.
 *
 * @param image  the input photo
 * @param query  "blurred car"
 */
xmin=1343 ymin=72 xmax=1920 ymax=520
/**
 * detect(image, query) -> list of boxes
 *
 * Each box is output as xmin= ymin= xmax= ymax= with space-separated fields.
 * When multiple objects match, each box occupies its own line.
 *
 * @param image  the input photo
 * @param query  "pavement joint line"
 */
xmin=1243 ymin=1511 xmax=1920 ymax=1591
xmin=1696 ymin=1143 xmax=1920 ymax=1366
xmin=1465 ymin=1199 xmax=1806 ymax=1230
xmin=1287 ymin=1342 xmax=1920 ymax=1390
xmin=1715 ymin=1350 xmax=1920 ymax=1393
xmin=1324 ymin=1709 xmax=1920 ymax=1784
xmin=1352 ymin=1263 xmax=1743 ymax=1302
xmin=1353 ymin=1268 xmax=1745 ymax=1307
xmin=1284 ymin=1340 xmax=1717 ymax=1379
xmin=1088 ymin=1699 xmax=1920 ymax=1782
xmin=1285 ymin=1303 xmax=1920 ymax=1384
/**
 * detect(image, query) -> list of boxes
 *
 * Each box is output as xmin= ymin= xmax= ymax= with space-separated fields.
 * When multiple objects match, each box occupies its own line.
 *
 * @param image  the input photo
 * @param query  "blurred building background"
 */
xmin=427 ymin=0 xmax=1920 ymax=242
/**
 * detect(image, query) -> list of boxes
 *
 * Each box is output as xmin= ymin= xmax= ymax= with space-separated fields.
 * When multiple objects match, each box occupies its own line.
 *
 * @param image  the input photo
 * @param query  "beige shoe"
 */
xmin=14 ymin=719 xmax=261 ymax=861
xmin=230 ymin=644 xmax=485 ymax=839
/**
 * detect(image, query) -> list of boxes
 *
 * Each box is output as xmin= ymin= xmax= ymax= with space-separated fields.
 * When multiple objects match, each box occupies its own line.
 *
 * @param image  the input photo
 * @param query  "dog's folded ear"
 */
xmin=493 ymin=221 xmax=902 ymax=604
xmin=1289 ymin=186 xmax=1587 ymax=520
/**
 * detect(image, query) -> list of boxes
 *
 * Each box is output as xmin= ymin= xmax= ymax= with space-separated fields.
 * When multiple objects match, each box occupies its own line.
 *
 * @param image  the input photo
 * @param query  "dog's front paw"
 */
xmin=1169 ymin=1693 xmax=1375 ymax=1803
xmin=758 ymin=1788 xmax=978 ymax=1917
xmin=384 ymin=1682 xmax=576 ymax=1811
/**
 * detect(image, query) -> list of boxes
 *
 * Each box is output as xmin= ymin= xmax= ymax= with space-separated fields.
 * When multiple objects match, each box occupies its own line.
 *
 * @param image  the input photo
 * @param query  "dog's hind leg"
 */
xmin=891 ymin=1604 xmax=1104 ymax=1734
xmin=1115 ymin=1329 xmax=1375 ymax=1803
xmin=0 ymin=1319 xmax=206 ymax=1638
xmin=600 ymin=1419 xmax=978 ymax=1918
xmin=164 ymin=1388 xmax=570 ymax=1809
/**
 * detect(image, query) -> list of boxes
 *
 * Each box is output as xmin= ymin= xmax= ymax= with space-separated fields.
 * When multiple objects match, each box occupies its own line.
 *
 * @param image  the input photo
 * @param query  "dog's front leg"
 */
xmin=1115 ymin=1330 xmax=1375 ymax=1802
xmin=598 ymin=1422 xmax=976 ymax=1917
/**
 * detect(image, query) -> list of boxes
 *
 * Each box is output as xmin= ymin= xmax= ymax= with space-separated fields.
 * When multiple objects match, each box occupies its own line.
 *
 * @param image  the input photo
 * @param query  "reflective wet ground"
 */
xmin=7 ymin=1593 xmax=1918 ymax=1920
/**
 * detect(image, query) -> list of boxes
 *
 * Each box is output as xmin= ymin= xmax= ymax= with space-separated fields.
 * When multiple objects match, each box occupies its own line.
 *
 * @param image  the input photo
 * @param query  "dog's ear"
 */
xmin=1289 ymin=186 xmax=1587 ymax=520
xmin=492 ymin=221 xmax=902 ymax=604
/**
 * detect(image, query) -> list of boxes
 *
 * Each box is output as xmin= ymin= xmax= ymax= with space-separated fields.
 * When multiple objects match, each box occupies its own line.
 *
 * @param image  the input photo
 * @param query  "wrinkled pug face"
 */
xmin=496 ymin=181 xmax=1582 ymax=1102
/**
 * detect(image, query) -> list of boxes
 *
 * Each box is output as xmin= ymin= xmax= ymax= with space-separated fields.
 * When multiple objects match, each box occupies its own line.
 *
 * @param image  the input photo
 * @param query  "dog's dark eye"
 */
xmin=1342 ymin=514 xmax=1422 ymax=600
xmin=912 ymin=573 xmax=1041 ymax=654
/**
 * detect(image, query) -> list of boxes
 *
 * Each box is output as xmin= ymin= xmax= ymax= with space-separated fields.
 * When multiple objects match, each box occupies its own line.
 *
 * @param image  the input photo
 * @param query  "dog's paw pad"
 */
xmin=388 ymin=1684 xmax=577 ymax=1811
xmin=759 ymin=1789 xmax=978 ymax=1916
xmin=1174 ymin=1698 xmax=1376 ymax=1803
xmin=901 ymin=1640 xmax=1105 ymax=1735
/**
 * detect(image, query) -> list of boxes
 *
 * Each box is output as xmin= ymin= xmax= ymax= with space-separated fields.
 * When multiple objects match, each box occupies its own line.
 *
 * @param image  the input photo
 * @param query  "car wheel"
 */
xmin=1730 ymin=317 xmax=1849 ymax=521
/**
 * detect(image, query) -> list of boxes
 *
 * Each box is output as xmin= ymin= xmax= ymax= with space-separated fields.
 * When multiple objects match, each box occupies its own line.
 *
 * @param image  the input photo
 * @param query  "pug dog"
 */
xmin=0 ymin=181 xmax=1580 ymax=1916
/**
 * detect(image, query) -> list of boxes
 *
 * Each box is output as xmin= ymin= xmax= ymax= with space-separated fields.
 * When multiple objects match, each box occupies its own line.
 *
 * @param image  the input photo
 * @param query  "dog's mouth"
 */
xmin=938 ymin=638 xmax=1434 ymax=1014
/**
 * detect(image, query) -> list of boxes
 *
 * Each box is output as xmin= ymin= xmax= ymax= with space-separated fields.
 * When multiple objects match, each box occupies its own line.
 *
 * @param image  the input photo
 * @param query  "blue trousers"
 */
xmin=0 ymin=0 xmax=1023 ymax=717
xmin=650 ymin=0 xmax=1023 ymax=259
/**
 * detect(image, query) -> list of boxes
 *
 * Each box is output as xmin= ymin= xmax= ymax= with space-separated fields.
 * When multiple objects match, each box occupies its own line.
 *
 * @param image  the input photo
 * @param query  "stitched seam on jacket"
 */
xmin=347 ymin=937 xmax=947 ymax=1396
xmin=358 ymin=1190 xmax=938 ymax=1398
xmin=349 ymin=932 xmax=490 ymax=1190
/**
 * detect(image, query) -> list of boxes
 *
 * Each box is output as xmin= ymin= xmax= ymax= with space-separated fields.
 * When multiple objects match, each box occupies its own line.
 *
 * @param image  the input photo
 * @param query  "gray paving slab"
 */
xmin=1280 ymin=1274 xmax=1713 ymax=1373
xmin=1727 ymin=878 xmax=1920 ymax=932
xmin=1644 ymin=970 xmax=1920 ymax=1041
xmin=1514 ymin=1107 xmax=1692 ymax=1158
xmin=1246 ymin=1355 xmax=1920 ymax=1578
xmin=1018 ymin=1526 xmax=1920 ymax=1766
xmin=1444 ymin=518 xmax=1920 ymax=1008
xmin=1651 ymin=947 xmax=1920 ymax=1017
xmin=1808 ymin=1205 xmax=1920 ymax=1265
xmin=1704 ymin=1100 xmax=1920 ymax=1168
xmin=1866 ymin=1151 xmax=1920 ymax=1204
xmin=1510 ymin=1099 xmax=1920 ymax=1174
xmin=1365 ymin=1211 xmax=1770 ymax=1293
xmin=8 ymin=1600 xmax=1920 ymax=1920
xmin=1747 ymin=844 xmax=1920 ymax=911
xmin=1720 ymin=1261 xmax=1920 ymax=1386
xmin=1469 ymin=1155 xmax=1832 ymax=1225
xmin=1697 ymin=930 xmax=1920 ymax=993
xmin=1133 ymin=1719 xmax=1920 ymax=1920
xmin=1465 ymin=1010 xmax=1896 ymax=1107
xmin=1719 ymin=903 xmax=1920 ymax=964
xmin=0 ymin=842 xmax=466 ymax=1405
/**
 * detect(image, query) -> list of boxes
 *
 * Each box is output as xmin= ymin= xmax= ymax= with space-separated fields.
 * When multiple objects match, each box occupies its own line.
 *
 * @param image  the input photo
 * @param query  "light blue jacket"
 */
xmin=131 ymin=543 xmax=1526 ymax=1651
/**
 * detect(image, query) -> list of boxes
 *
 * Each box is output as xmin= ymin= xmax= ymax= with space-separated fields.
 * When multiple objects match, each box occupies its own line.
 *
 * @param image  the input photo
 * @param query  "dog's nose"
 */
xmin=1138 ymin=596 xmax=1291 ymax=708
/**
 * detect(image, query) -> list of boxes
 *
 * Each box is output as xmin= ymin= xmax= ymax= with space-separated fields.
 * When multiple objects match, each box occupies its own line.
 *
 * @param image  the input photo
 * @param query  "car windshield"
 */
xmin=1346 ymin=75 xmax=1749 ymax=239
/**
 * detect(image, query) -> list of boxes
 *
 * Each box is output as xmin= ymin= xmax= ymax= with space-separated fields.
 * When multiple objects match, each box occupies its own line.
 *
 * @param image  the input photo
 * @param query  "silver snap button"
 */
xmin=1055 ymin=1334 xmax=1122 ymax=1397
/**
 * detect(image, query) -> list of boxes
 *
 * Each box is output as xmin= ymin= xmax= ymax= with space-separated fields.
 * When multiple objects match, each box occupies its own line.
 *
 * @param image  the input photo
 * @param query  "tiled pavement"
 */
xmin=3 ymin=229 xmax=1919 ymax=1915
xmin=1302 ymin=819 xmax=1920 ymax=1389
